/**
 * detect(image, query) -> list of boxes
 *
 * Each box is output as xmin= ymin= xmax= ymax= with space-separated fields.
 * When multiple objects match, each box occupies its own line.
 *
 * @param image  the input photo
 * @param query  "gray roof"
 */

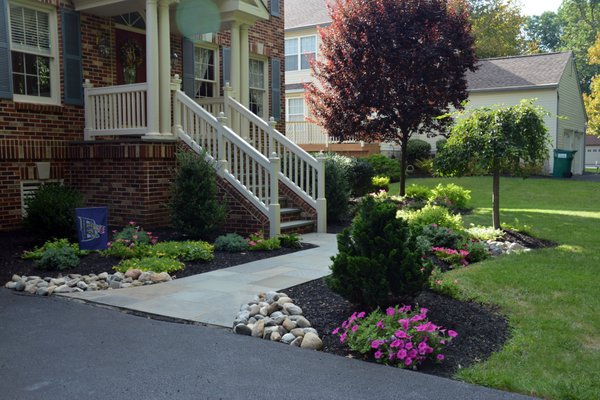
xmin=467 ymin=52 xmax=572 ymax=92
xmin=285 ymin=0 xmax=331 ymax=30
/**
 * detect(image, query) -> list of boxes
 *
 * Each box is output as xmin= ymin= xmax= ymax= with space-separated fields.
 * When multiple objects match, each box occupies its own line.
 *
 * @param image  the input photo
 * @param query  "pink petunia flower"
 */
xmin=351 ymin=325 xmax=359 ymax=333
xmin=395 ymin=330 xmax=407 ymax=339
xmin=371 ymin=340 xmax=381 ymax=349
xmin=404 ymin=357 xmax=413 ymax=366
xmin=405 ymin=342 xmax=413 ymax=350
xmin=448 ymin=330 xmax=458 ymax=338
xmin=332 ymin=327 xmax=340 ymax=335
xmin=397 ymin=349 xmax=407 ymax=359
xmin=374 ymin=350 xmax=383 ymax=359
xmin=376 ymin=320 xmax=385 ymax=329
xmin=386 ymin=307 xmax=396 ymax=316
xmin=340 ymin=332 xmax=347 ymax=343
xmin=408 ymin=349 xmax=418 ymax=359
xmin=437 ymin=354 xmax=445 ymax=361
xmin=357 ymin=311 xmax=366 ymax=318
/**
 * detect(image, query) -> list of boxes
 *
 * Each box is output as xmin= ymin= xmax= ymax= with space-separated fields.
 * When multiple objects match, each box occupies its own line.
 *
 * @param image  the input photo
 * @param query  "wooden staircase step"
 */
xmin=281 ymin=207 xmax=301 ymax=215
xmin=281 ymin=220 xmax=316 ymax=233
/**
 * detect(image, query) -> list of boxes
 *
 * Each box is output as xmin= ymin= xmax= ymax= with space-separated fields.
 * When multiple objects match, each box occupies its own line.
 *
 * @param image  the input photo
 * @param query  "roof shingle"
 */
xmin=285 ymin=0 xmax=331 ymax=30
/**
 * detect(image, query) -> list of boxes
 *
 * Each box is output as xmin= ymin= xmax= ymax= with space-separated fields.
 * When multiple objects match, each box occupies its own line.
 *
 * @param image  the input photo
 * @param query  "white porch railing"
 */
xmin=223 ymin=85 xmax=326 ymax=233
xmin=286 ymin=121 xmax=361 ymax=145
xmin=173 ymin=89 xmax=283 ymax=237
xmin=83 ymin=80 xmax=148 ymax=140
xmin=196 ymin=97 xmax=224 ymax=117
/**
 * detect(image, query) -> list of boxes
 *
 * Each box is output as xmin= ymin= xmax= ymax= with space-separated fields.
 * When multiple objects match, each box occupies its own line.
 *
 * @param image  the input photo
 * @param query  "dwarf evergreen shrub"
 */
xmin=24 ymin=183 xmax=83 ymax=239
xmin=327 ymin=197 xmax=427 ymax=306
xmin=169 ymin=152 xmax=226 ymax=239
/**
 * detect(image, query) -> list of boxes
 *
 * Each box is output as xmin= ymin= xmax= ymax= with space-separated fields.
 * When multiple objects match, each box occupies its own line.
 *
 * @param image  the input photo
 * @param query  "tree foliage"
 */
xmin=584 ymin=34 xmax=600 ymax=136
xmin=558 ymin=0 xmax=600 ymax=92
xmin=307 ymin=0 xmax=476 ymax=195
xmin=435 ymin=100 xmax=550 ymax=228
xmin=524 ymin=12 xmax=563 ymax=52
xmin=468 ymin=0 xmax=525 ymax=58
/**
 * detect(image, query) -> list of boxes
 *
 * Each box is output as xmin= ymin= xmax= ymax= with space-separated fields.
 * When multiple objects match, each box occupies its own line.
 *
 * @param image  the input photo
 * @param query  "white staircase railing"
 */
xmin=223 ymin=85 xmax=326 ymax=232
xmin=173 ymin=89 xmax=282 ymax=237
xmin=83 ymin=80 xmax=148 ymax=140
xmin=286 ymin=121 xmax=361 ymax=145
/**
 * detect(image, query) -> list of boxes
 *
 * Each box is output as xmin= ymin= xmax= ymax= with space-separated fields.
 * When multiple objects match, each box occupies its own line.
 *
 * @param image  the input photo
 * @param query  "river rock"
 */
xmin=295 ymin=316 xmax=311 ymax=328
xmin=234 ymin=324 xmax=252 ymax=336
xmin=300 ymin=332 xmax=323 ymax=350
xmin=283 ymin=303 xmax=303 ymax=316
xmin=276 ymin=296 xmax=293 ymax=306
xmin=124 ymin=269 xmax=142 ymax=280
xmin=281 ymin=333 xmax=296 ymax=344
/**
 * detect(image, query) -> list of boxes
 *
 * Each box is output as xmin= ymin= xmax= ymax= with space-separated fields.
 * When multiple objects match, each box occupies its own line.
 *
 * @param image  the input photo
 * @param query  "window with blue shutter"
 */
xmin=0 ymin=0 xmax=14 ymax=99
xmin=271 ymin=58 xmax=281 ymax=120
xmin=270 ymin=0 xmax=280 ymax=17
xmin=182 ymin=37 xmax=195 ymax=97
xmin=62 ymin=9 xmax=83 ymax=105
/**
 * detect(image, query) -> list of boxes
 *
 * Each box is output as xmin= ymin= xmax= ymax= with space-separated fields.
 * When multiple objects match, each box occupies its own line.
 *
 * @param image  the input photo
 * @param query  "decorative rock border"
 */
xmin=233 ymin=292 xmax=323 ymax=350
xmin=4 ymin=269 xmax=172 ymax=296
xmin=486 ymin=240 xmax=529 ymax=256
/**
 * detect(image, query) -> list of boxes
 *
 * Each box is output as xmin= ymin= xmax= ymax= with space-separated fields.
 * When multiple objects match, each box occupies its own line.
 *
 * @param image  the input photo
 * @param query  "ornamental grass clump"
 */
xmin=327 ymin=196 xmax=427 ymax=307
xmin=332 ymin=306 xmax=457 ymax=369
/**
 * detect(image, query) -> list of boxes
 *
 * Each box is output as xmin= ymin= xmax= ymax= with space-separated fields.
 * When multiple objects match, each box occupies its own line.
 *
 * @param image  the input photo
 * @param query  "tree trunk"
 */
xmin=399 ymin=135 xmax=409 ymax=196
xmin=492 ymin=168 xmax=501 ymax=229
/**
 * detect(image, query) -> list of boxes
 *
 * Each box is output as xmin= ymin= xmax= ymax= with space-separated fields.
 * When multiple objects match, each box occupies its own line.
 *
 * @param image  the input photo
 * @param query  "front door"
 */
xmin=115 ymin=29 xmax=146 ymax=85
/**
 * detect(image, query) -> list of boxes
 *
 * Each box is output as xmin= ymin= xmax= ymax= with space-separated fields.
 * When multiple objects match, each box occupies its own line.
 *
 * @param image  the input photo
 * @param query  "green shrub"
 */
xmin=466 ymin=225 xmax=505 ymax=241
xmin=371 ymin=175 xmax=390 ymax=192
xmin=24 ymin=183 xmax=83 ymax=238
xmin=327 ymin=197 xmax=427 ymax=306
xmin=406 ymin=139 xmax=432 ymax=164
xmin=414 ymin=158 xmax=434 ymax=175
xmin=102 ymin=241 xmax=149 ymax=259
xmin=398 ymin=204 xmax=463 ymax=232
xmin=429 ymin=267 xmax=461 ymax=298
xmin=325 ymin=155 xmax=351 ymax=222
xmin=150 ymin=241 xmax=214 ymax=262
xmin=501 ymin=219 xmax=534 ymax=235
xmin=428 ymin=183 xmax=471 ymax=210
xmin=247 ymin=231 xmax=281 ymax=251
xmin=112 ymin=222 xmax=156 ymax=246
xmin=36 ymin=246 xmax=80 ymax=271
xmin=435 ymin=139 xmax=447 ymax=152
xmin=346 ymin=158 xmax=375 ymax=197
xmin=364 ymin=154 xmax=401 ymax=182
xmin=214 ymin=233 xmax=249 ymax=252
xmin=170 ymin=152 xmax=226 ymax=239
xmin=277 ymin=233 xmax=302 ymax=249
xmin=114 ymin=257 xmax=184 ymax=274
xmin=417 ymin=224 xmax=466 ymax=249
xmin=22 ymin=238 xmax=88 ymax=260
xmin=405 ymin=184 xmax=432 ymax=202
xmin=462 ymin=240 xmax=490 ymax=263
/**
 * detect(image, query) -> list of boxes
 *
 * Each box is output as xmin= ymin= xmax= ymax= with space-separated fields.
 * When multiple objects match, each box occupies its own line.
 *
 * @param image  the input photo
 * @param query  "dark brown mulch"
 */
xmin=501 ymin=229 xmax=557 ymax=249
xmin=284 ymin=277 xmax=509 ymax=379
xmin=0 ymin=228 xmax=315 ymax=284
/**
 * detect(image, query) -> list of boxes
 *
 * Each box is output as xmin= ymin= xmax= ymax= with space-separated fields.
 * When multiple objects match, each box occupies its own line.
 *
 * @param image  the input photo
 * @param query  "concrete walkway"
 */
xmin=60 ymin=233 xmax=338 ymax=327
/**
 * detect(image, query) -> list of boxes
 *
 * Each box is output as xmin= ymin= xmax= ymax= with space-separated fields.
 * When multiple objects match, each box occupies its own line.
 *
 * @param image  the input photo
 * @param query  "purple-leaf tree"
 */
xmin=306 ymin=0 xmax=477 ymax=195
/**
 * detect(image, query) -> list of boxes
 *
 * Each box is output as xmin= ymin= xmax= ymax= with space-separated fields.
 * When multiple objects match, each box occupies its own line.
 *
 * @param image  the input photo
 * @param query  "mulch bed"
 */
xmin=0 ymin=225 xmax=555 ymax=379
xmin=0 ymin=228 xmax=315 ymax=284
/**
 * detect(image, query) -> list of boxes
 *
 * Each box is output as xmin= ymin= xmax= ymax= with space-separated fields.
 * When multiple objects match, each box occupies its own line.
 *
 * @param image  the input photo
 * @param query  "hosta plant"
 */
xmin=332 ymin=306 xmax=457 ymax=369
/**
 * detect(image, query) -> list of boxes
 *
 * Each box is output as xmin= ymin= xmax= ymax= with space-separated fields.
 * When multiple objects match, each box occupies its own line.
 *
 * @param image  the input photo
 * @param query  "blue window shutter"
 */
xmin=62 ymin=9 xmax=83 ymax=105
xmin=222 ymin=47 xmax=230 ymax=86
xmin=270 ymin=0 xmax=280 ymax=17
xmin=182 ymin=37 xmax=195 ymax=97
xmin=0 ymin=0 xmax=13 ymax=99
xmin=271 ymin=58 xmax=281 ymax=120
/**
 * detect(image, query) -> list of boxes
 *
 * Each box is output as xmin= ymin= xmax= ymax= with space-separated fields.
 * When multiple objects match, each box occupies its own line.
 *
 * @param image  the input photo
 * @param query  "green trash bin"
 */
xmin=553 ymin=149 xmax=577 ymax=178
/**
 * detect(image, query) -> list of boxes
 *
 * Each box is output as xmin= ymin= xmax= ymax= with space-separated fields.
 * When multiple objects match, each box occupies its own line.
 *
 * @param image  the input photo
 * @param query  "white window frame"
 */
xmin=285 ymin=35 xmax=316 ymax=71
xmin=249 ymin=55 xmax=268 ymax=118
xmin=285 ymin=97 xmax=305 ymax=122
xmin=193 ymin=43 xmax=219 ymax=98
xmin=8 ymin=0 xmax=60 ymax=105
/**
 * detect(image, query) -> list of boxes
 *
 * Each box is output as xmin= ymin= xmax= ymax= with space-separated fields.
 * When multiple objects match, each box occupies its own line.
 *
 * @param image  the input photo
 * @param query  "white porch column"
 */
xmin=144 ymin=0 xmax=160 ymax=138
xmin=240 ymin=24 xmax=250 ymax=108
xmin=230 ymin=22 xmax=241 ymax=99
xmin=158 ymin=0 xmax=171 ymax=136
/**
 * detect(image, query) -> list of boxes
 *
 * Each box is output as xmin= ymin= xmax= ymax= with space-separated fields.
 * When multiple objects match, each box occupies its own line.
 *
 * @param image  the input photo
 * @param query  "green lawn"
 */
xmin=391 ymin=177 xmax=600 ymax=400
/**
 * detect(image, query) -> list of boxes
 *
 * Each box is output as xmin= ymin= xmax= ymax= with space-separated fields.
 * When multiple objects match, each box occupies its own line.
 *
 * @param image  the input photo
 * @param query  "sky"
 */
xmin=520 ymin=0 xmax=564 ymax=16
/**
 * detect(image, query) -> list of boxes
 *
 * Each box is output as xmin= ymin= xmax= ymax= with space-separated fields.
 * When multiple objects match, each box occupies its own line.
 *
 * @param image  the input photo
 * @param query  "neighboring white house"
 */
xmin=284 ymin=0 xmax=587 ymax=175
xmin=585 ymin=135 xmax=600 ymax=165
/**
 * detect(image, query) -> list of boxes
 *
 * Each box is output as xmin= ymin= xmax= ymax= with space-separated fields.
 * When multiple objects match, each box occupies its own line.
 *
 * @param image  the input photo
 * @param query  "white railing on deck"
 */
xmin=286 ymin=121 xmax=361 ymax=145
xmin=196 ymin=97 xmax=224 ymax=118
xmin=83 ymin=80 xmax=148 ymax=140
xmin=223 ymin=85 xmax=326 ymax=233
xmin=173 ymin=90 xmax=282 ymax=237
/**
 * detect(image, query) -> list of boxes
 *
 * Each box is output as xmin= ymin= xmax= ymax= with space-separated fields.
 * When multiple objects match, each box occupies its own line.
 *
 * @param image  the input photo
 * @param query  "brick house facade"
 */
xmin=0 ymin=0 xmax=289 ymax=233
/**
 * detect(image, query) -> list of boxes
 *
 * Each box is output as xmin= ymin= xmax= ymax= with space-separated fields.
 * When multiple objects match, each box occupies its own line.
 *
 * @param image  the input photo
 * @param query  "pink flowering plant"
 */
xmin=332 ymin=305 xmax=457 ymax=369
xmin=103 ymin=221 xmax=158 ymax=258
xmin=245 ymin=231 xmax=281 ymax=251
xmin=431 ymin=246 xmax=469 ymax=268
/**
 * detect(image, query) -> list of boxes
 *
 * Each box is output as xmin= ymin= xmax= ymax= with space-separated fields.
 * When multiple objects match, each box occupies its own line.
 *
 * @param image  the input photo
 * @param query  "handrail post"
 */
xmin=217 ymin=112 xmax=229 ymax=175
xmin=83 ymin=79 xmax=94 ymax=141
xmin=269 ymin=152 xmax=281 ymax=238
xmin=316 ymin=152 xmax=327 ymax=233
xmin=268 ymin=117 xmax=277 ymax=157
xmin=223 ymin=82 xmax=234 ymax=124
xmin=171 ymin=74 xmax=182 ymax=136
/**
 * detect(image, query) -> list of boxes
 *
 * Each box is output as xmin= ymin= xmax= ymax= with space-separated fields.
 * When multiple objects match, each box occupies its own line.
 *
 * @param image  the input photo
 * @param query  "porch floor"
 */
xmin=59 ymin=233 xmax=337 ymax=326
